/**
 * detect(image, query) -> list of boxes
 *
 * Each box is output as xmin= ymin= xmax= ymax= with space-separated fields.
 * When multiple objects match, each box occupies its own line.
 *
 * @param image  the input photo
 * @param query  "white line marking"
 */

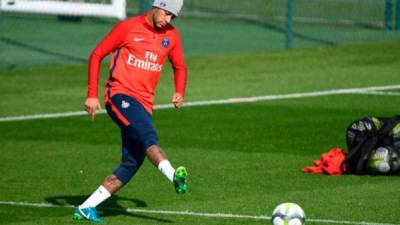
xmin=0 ymin=200 xmax=398 ymax=225
xmin=0 ymin=84 xmax=399 ymax=123
xmin=356 ymin=91 xmax=400 ymax=96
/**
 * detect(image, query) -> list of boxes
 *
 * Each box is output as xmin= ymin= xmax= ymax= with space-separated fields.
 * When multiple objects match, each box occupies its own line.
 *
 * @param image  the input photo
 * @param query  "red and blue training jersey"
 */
xmin=87 ymin=13 xmax=187 ymax=114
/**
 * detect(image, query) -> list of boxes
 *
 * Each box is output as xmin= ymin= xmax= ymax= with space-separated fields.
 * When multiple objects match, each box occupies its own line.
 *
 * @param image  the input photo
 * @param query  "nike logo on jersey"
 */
xmin=133 ymin=37 xmax=145 ymax=42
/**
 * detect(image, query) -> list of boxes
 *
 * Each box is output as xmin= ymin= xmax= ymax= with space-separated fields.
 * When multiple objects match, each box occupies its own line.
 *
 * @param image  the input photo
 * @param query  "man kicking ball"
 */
xmin=73 ymin=0 xmax=188 ymax=222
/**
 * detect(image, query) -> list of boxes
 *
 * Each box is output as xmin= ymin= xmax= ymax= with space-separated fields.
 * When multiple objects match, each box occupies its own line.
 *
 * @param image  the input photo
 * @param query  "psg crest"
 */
xmin=161 ymin=37 xmax=170 ymax=48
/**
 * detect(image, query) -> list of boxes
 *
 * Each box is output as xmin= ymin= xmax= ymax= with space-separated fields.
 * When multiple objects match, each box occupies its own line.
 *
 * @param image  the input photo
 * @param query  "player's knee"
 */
xmin=139 ymin=129 xmax=158 ymax=151
xmin=113 ymin=160 xmax=143 ymax=184
xmin=113 ymin=165 xmax=136 ymax=184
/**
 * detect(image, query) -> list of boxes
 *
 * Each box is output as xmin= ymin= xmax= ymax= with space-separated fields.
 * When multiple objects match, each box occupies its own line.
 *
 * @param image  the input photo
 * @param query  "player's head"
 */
xmin=152 ymin=0 xmax=183 ymax=17
xmin=151 ymin=0 xmax=183 ymax=29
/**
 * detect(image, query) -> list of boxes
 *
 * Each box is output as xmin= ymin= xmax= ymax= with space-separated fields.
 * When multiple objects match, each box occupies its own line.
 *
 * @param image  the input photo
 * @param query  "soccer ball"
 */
xmin=368 ymin=146 xmax=400 ymax=174
xmin=368 ymin=146 xmax=391 ymax=174
xmin=271 ymin=203 xmax=306 ymax=225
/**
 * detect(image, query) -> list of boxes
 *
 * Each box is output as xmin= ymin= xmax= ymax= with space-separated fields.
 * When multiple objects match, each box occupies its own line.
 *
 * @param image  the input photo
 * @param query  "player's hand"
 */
xmin=84 ymin=97 xmax=102 ymax=121
xmin=172 ymin=93 xmax=184 ymax=108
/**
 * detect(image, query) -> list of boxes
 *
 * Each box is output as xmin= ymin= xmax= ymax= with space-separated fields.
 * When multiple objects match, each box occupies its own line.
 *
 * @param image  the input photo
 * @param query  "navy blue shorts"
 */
xmin=106 ymin=94 xmax=158 ymax=184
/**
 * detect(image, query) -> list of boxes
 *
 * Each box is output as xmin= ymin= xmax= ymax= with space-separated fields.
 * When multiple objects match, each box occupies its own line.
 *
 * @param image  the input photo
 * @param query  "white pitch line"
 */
xmin=355 ymin=91 xmax=400 ymax=96
xmin=0 ymin=200 xmax=398 ymax=225
xmin=0 ymin=84 xmax=399 ymax=123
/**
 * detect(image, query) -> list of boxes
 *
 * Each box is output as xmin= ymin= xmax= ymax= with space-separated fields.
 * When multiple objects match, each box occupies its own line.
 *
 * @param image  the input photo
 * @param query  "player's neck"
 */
xmin=144 ymin=12 xmax=156 ymax=30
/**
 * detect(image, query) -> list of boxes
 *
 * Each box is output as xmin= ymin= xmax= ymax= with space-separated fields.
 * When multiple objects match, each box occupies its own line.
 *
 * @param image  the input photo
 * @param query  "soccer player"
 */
xmin=73 ymin=0 xmax=188 ymax=222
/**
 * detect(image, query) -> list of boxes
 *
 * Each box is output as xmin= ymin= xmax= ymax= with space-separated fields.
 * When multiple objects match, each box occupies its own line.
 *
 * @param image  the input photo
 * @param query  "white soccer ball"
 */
xmin=271 ymin=203 xmax=306 ymax=225
xmin=368 ymin=147 xmax=391 ymax=174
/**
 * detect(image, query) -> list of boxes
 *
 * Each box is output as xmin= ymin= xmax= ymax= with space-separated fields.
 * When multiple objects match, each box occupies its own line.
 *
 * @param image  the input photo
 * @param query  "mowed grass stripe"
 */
xmin=0 ymin=201 xmax=398 ymax=225
xmin=0 ymin=84 xmax=399 ymax=122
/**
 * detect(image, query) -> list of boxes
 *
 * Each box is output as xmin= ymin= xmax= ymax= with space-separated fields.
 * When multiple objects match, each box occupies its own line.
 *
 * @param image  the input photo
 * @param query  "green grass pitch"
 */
xmin=1 ymin=40 xmax=400 ymax=225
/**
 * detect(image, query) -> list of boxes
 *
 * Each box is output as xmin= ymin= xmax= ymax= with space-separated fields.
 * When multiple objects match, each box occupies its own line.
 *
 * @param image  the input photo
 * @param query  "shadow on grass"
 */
xmin=45 ymin=195 xmax=173 ymax=223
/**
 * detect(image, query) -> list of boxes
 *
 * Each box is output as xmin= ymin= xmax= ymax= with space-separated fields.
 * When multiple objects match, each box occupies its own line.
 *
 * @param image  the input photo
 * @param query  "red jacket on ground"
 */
xmin=302 ymin=148 xmax=347 ymax=176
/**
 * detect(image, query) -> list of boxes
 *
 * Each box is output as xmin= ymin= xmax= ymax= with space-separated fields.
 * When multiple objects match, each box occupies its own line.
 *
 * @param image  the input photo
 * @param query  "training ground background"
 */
xmin=1 ymin=11 xmax=400 ymax=225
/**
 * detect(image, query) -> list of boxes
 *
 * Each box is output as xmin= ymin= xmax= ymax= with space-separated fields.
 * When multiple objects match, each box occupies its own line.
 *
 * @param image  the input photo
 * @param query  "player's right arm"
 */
xmin=84 ymin=98 xmax=102 ymax=121
xmin=86 ymin=20 xmax=129 ymax=120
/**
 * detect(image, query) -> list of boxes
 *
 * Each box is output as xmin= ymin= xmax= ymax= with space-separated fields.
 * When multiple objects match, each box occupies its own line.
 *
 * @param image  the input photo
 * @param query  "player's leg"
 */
xmin=109 ymin=94 xmax=188 ymax=194
xmin=105 ymin=93 xmax=188 ymax=193
xmin=146 ymin=145 xmax=188 ymax=194
xmin=112 ymin=130 xmax=147 ymax=185
xmin=74 ymin=134 xmax=146 ymax=222
xmin=74 ymin=97 xmax=146 ymax=222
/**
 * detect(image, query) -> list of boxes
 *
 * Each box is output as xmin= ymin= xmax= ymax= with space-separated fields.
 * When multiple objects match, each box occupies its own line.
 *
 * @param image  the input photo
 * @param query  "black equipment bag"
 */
xmin=342 ymin=115 xmax=400 ymax=174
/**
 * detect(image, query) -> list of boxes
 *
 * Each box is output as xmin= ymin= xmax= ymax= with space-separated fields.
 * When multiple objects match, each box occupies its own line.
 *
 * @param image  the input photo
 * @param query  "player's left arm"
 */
xmin=168 ymin=30 xmax=187 ymax=108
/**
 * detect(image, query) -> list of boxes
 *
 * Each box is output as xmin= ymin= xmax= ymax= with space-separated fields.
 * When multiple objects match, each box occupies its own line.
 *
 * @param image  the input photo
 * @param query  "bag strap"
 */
xmin=355 ymin=136 xmax=378 ymax=174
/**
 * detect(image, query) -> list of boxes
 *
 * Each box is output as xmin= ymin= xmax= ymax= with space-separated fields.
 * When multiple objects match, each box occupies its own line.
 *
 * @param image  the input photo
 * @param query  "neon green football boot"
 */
xmin=174 ymin=166 xmax=188 ymax=194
